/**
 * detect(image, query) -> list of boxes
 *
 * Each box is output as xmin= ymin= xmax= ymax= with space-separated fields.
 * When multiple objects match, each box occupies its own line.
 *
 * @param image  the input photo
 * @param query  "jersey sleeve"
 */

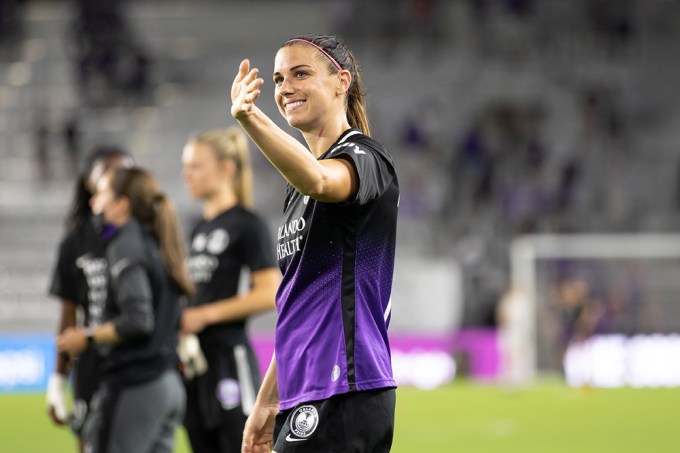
xmin=106 ymin=225 xmax=154 ymax=342
xmin=48 ymin=236 xmax=78 ymax=302
xmin=330 ymin=140 xmax=395 ymax=205
xmin=107 ymin=226 xmax=147 ymax=286
xmin=112 ymin=263 xmax=154 ymax=342
xmin=241 ymin=214 xmax=277 ymax=271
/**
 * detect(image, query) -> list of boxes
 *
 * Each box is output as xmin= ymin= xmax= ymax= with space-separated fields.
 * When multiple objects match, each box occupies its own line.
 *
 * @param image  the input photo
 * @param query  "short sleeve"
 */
xmin=48 ymin=237 xmax=78 ymax=302
xmin=330 ymin=141 xmax=395 ymax=205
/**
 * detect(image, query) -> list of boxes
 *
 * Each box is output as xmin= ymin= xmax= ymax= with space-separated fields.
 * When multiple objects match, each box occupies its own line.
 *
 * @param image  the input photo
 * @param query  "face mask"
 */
xmin=100 ymin=223 xmax=118 ymax=241
xmin=91 ymin=213 xmax=118 ymax=241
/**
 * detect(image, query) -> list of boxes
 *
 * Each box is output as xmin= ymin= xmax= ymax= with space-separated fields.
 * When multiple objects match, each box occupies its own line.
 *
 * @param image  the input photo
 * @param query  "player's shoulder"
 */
xmin=232 ymin=205 xmax=269 ymax=231
xmin=58 ymin=218 xmax=98 ymax=249
xmin=108 ymin=220 xmax=147 ymax=268
xmin=210 ymin=205 xmax=263 ymax=225
xmin=201 ymin=206 xmax=268 ymax=236
xmin=330 ymin=129 xmax=391 ymax=160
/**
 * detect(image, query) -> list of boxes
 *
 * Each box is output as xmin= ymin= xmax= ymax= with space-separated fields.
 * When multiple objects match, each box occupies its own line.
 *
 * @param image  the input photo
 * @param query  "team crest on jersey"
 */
xmin=192 ymin=233 xmax=207 ymax=252
xmin=290 ymin=405 xmax=319 ymax=438
xmin=216 ymin=378 xmax=241 ymax=410
xmin=207 ymin=229 xmax=229 ymax=254
xmin=194 ymin=229 xmax=230 ymax=254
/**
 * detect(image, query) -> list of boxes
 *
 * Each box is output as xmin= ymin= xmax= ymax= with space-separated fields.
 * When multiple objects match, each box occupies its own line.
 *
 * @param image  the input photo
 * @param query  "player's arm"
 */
xmin=181 ymin=267 xmax=280 ymax=334
xmin=47 ymin=300 xmax=77 ymax=426
xmin=56 ymin=321 xmax=122 ymax=357
xmin=242 ymin=353 xmax=279 ymax=453
xmin=231 ymin=59 xmax=357 ymax=202
xmin=58 ymin=264 xmax=153 ymax=355
xmin=55 ymin=300 xmax=76 ymax=373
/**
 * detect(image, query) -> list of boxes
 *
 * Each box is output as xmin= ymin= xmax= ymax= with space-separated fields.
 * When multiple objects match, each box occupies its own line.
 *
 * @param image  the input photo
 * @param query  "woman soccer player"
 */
xmin=180 ymin=127 xmax=279 ymax=452
xmin=57 ymin=167 xmax=192 ymax=453
xmin=232 ymin=33 xmax=400 ymax=452
xmin=47 ymin=146 xmax=133 ymax=451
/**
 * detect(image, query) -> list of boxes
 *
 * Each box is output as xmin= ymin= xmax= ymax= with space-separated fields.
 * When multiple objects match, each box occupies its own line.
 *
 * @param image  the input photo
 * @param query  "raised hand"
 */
xmin=231 ymin=59 xmax=264 ymax=120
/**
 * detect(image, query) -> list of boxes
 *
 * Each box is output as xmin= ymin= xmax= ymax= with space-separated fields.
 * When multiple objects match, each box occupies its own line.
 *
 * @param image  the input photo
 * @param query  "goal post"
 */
xmin=508 ymin=233 xmax=680 ymax=387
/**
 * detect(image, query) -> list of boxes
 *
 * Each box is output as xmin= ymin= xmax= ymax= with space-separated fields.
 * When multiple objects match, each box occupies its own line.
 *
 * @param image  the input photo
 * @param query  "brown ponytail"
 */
xmin=110 ymin=167 xmax=194 ymax=296
xmin=282 ymin=33 xmax=371 ymax=137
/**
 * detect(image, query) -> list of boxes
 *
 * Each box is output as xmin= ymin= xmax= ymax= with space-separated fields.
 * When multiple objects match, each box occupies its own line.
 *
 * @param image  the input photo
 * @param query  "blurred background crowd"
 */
xmin=1 ymin=0 xmax=680 ymax=379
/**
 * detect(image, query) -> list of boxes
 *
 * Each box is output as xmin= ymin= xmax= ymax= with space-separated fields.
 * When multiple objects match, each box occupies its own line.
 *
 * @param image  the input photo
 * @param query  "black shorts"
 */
xmin=184 ymin=343 xmax=261 ymax=453
xmin=273 ymin=388 xmax=396 ymax=453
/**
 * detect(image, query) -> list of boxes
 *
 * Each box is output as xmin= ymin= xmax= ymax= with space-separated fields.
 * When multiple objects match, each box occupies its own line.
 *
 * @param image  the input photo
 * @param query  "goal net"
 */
xmin=507 ymin=234 xmax=680 ymax=388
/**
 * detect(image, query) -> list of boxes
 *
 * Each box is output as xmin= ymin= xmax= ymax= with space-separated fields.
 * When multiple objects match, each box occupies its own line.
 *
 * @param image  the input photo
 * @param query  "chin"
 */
xmin=286 ymin=115 xmax=310 ymax=131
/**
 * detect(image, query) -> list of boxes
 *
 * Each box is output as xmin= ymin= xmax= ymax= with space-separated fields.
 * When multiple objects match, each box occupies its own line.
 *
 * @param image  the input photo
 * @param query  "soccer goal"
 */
xmin=507 ymin=233 xmax=680 ymax=387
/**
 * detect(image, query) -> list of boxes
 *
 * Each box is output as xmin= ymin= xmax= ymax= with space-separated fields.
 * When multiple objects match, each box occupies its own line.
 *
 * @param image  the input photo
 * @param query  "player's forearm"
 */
xmin=236 ymin=107 xmax=326 ymax=193
xmin=55 ymin=301 xmax=77 ymax=374
xmin=255 ymin=353 xmax=279 ymax=407
xmin=92 ymin=322 xmax=121 ymax=345
xmin=57 ymin=322 xmax=121 ymax=357
xmin=203 ymin=297 xmax=267 ymax=324
xmin=203 ymin=283 xmax=278 ymax=324
xmin=199 ymin=268 xmax=279 ymax=325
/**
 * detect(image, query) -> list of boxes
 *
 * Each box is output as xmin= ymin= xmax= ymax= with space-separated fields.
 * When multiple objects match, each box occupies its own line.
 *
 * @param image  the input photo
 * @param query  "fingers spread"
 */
xmin=247 ymin=77 xmax=263 ymax=92
xmin=235 ymin=59 xmax=250 ymax=82
xmin=242 ymin=68 xmax=260 ymax=87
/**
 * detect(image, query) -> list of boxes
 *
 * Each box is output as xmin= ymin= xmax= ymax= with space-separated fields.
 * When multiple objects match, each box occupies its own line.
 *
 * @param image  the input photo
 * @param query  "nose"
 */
xmin=90 ymin=193 xmax=102 ymax=214
xmin=277 ymin=78 xmax=294 ymax=97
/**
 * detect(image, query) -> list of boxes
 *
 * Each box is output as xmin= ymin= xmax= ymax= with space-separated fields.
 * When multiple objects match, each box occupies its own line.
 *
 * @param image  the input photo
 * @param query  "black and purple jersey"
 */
xmin=275 ymin=129 xmax=399 ymax=410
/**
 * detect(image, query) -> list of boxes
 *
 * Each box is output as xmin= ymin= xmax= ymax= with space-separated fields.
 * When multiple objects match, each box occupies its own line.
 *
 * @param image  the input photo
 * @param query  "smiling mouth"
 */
xmin=285 ymin=100 xmax=305 ymax=111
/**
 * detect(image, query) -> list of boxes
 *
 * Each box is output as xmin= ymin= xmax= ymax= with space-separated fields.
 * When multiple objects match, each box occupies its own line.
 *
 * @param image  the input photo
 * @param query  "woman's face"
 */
xmin=92 ymin=174 xmax=128 ymax=226
xmin=273 ymin=44 xmax=345 ymax=131
xmin=182 ymin=141 xmax=225 ymax=200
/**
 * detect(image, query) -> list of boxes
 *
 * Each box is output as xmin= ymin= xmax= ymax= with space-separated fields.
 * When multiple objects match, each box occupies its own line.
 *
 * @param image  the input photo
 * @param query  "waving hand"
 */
xmin=231 ymin=59 xmax=264 ymax=120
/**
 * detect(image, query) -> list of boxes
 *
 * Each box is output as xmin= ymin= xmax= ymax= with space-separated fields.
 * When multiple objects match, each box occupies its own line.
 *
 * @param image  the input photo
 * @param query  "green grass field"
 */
xmin=1 ymin=380 xmax=679 ymax=452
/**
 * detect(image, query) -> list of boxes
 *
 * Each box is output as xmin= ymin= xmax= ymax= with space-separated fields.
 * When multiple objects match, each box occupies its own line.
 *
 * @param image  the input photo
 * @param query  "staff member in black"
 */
xmin=58 ymin=166 xmax=193 ymax=453
xmin=180 ymin=127 xmax=279 ymax=452
xmin=47 ymin=146 xmax=133 ymax=451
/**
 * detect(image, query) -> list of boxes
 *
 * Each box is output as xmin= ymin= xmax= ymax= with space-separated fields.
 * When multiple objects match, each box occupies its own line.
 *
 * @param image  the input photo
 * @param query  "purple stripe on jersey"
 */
xmin=275 ymin=243 xmax=351 ymax=407
xmin=353 ymin=234 xmax=395 ymax=388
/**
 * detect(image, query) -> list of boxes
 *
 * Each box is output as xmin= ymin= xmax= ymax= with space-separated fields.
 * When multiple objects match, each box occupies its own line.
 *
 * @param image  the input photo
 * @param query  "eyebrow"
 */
xmin=273 ymin=64 xmax=313 ymax=77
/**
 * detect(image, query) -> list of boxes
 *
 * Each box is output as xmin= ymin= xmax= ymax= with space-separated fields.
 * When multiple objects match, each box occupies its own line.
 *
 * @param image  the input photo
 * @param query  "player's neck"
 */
xmin=302 ymin=117 xmax=351 ymax=157
xmin=203 ymin=190 xmax=238 ymax=221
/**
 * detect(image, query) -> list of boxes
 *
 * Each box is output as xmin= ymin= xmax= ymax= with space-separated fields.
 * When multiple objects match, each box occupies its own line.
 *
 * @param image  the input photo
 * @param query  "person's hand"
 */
xmin=231 ymin=59 xmax=264 ymax=120
xmin=56 ymin=327 xmax=87 ymax=357
xmin=177 ymin=334 xmax=208 ymax=379
xmin=46 ymin=373 xmax=69 ymax=426
xmin=242 ymin=403 xmax=278 ymax=453
xmin=181 ymin=306 xmax=209 ymax=334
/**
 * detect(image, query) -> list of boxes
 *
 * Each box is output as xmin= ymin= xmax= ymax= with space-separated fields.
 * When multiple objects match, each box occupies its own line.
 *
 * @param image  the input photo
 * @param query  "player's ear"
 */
xmin=219 ymin=158 xmax=236 ymax=179
xmin=337 ymin=70 xmax=351 ymax=96
xmin=118 ymin=195 xmax=131 ymax=215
